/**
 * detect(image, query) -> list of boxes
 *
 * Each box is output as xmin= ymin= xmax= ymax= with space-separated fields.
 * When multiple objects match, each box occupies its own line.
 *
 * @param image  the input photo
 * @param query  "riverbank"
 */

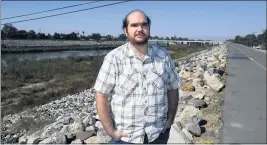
xmin=1 ymin=40 xmax=126 ymax=53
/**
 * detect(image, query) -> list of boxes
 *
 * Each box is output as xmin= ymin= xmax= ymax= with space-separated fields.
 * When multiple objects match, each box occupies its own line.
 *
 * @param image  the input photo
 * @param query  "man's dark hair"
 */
xmin=122 ymin=10 xmax=151 ymax=30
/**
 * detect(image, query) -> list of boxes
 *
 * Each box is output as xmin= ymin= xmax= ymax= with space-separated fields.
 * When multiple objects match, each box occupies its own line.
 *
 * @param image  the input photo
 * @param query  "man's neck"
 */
xmin=129 ymin=42 xmax=148 ymax=56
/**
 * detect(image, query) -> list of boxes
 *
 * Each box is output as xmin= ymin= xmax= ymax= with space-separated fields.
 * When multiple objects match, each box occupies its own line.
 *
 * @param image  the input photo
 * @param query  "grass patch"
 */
xmin=1 ymin=55 xmax=104 ymax=117
xmin=158 ymin=43 xmax=212 ymax=59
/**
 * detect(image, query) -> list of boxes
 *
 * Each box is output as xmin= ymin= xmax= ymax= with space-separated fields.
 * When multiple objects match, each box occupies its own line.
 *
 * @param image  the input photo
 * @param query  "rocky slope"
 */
xmin=1 ymin=44 xmax=228 ymax=144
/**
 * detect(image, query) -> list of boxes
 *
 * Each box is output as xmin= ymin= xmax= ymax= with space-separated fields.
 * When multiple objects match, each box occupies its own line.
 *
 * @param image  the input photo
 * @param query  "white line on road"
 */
xmin=238 ymin=48 xmax=266 ymax=71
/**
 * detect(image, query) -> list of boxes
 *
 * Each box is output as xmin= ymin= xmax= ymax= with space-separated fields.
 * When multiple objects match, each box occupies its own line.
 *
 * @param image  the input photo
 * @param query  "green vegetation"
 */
xmin=1 ymin=56 xmax=104 ymax=117
xmin=230 ymin=29 xmax=267 ymax=49
xmin=158 ymin=42 xmax=213 ymax=59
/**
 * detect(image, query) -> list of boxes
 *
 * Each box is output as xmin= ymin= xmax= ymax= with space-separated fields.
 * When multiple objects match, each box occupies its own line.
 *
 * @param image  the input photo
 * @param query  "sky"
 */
xmin=1 ymin=1 xmax=266 ymax=41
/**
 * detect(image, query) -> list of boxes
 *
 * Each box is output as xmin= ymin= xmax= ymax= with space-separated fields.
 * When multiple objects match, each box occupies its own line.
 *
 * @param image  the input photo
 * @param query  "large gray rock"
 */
xmin=39 ymin=137 xmax=53 ymax=144
xmin=18 ymin=135 xmax=28 ymax=144
xmin=180 ymin=116 xmax=201 ymax=128
xmin=95 ymin=121 xmax=103 ymax=129
xmin=51 ymin=132 xmax=67 ymax=144
xmin=58 ymin=116 xmax=75 ymax=125
xmin=53 ymin=121 xmax=64 ymax=130
xmin=75 ymin=131 xmax=94 ymax=141
xmin=41 ymin=125 xmax=59 ymax=138
xmin=83 ymin=114 xmax=96 ymax=127
xmin=192 ymin=93 xmax=205 ymax=100
xmin=27 ymin=135 xmax=41 ymax=144
xmin=204 ymin=71 xmax=225 ymax=92
xmin=60 ymin=125 xmax=70 ymax=132
xmin=182 ymin=128 xmax=193 ymax=140
xmin=71 ymin=139 xmax=83 ymax=144
xmin=86 ymin=126 xmax=96 ymax=134
xmin=69 ymin=119 xmax=85 ymax=133
xmin=177 ymin=106 xmax=199 ymax=123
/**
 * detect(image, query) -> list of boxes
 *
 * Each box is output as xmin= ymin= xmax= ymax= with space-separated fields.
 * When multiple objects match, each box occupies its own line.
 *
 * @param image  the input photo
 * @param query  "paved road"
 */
xmin=220 ymin=43 xmax=266 ymax=143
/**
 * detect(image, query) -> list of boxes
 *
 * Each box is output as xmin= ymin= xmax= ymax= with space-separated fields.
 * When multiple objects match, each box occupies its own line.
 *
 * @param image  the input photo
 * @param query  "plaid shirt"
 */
xmin=94 ymin=42 xmax=179 ymax=143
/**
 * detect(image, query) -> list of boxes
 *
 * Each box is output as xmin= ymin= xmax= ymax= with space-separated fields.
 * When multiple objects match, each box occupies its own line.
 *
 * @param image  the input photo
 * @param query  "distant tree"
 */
xmin=2 ymin=24 xmax=18 ymax=39
xmin=177 ymin=37 xmax=183 ymax=40
xmin=174 ymin=35 xmax=177 ymax=40
xmin=53 ymin=32 xmax=61 ymax=39
xmin=106 ymin=35 xmax=113 ymax=41
xmin=27 ymin=30 xmax=36 ymax=39
xmin=70 ymin=32 xmax=78 ymax=40
xmin=118 ymin=34 xmax=127 ymax=41
xmin=47 ymin=33 xmax=52 ymax=39
xmin=233 ymin=30 xmax=267 ymax=49
xmin=91 ymin=33 xmax=101 ymax=41
xmin=17 ymin=30 xmax=28 ymax=39
xmin=36 ymin=33 xmax=48 ymax=39
xmin=234 ymin=35 xmax=242 ymax=43
xmin=263 ymin=29 xmax=267 ymax=49
xmin=244 ymin=34 xmax=256 ymax=46
xmin=166 ymin=37 xmax=170 ymax=40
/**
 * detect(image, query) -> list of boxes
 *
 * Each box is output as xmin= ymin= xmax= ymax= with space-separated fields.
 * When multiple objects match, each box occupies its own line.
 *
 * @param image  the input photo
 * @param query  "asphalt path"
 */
xmin=220 ymin=43 xmax=266 ymax=143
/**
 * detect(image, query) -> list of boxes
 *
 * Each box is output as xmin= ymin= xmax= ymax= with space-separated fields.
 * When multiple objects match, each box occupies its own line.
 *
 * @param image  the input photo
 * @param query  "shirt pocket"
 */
xmin=151 ymin=61 xmax=167 ymax=89
xmin=118 ymin=67 xmax=139 ymax=96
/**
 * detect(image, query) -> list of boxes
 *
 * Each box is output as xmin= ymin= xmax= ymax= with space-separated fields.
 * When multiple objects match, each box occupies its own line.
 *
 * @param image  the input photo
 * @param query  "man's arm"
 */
xmin=164 ymin=52 xmax=180 ymax=130
xmin=94 ymin=55 xmax=128 ymax=140
xmin=167 ymin=89 xmax=179 ymax=122
xmin=95 ymin=92 xmax=114 ymax=135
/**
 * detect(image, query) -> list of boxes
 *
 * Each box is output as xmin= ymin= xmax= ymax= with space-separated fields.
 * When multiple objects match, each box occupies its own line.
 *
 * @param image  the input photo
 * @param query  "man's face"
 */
xmin=124 ymin=11 xmax=150 ymax=46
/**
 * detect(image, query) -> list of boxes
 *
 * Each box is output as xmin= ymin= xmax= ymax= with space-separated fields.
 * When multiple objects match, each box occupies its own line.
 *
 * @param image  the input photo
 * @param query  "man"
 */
xmin=94 ymin=10 xmax=179 ymax=144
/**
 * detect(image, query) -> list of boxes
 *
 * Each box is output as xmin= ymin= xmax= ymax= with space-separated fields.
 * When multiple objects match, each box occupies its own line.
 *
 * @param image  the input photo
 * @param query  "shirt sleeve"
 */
xmin=94 ymin=54 xmax=116 ymax=96
xmin=166 ymin=53 xmax=180 ymax=90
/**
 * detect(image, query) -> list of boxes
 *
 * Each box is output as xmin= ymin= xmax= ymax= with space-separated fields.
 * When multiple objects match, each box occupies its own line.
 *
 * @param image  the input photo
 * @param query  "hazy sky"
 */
xmin=1 ymin=1 xmax=266 ymax=41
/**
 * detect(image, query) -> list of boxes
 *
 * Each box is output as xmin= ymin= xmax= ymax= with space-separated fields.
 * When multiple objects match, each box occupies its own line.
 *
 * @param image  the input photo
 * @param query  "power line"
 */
xmin=2 ymin=1 xmax=132 ymax=25
xmin=2 ymin=1 xmax=101 ymax=20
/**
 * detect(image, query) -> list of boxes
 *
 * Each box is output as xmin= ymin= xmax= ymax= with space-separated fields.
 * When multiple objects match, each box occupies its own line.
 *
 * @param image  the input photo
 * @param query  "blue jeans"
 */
xmin=111 ymin=128 xmax=171 ymax=144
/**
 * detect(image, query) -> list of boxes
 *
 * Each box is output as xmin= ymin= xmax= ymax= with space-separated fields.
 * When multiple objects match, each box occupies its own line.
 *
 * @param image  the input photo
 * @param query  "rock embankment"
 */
xmin=1 ymin=44 xmax=228 ymax=144
xmin=171 ymin=44 xmax=228 ymax=143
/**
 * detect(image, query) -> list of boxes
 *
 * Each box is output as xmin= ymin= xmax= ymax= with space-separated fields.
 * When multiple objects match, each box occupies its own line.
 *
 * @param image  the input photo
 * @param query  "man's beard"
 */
xmin=127 ymin=33 xmax=149 ymax=46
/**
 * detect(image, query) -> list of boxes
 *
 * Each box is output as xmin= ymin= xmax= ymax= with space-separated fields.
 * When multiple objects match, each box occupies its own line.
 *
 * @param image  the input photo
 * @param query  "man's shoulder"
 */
xmin=104 ymin=43 xmax=127 ymax=61
xmin=150 ymin=43 xmax=171 ymax=59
